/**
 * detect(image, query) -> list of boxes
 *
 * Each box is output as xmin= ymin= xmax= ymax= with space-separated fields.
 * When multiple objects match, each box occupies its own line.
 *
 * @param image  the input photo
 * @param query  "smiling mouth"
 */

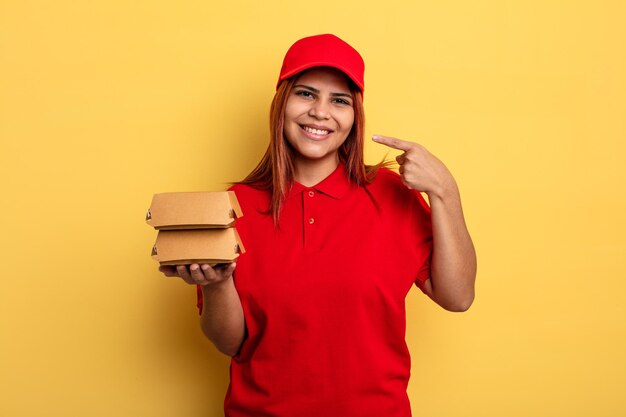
xmin=300 ymin=125 xmax=332 ymax=136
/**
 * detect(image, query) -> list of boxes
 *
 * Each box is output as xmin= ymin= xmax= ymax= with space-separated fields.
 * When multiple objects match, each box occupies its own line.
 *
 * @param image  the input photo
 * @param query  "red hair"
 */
xmin=238 ymin=76 xmax=387 ymax=225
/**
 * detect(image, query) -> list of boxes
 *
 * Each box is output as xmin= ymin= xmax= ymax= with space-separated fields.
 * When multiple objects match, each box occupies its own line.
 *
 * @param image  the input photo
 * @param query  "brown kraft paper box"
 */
xmin=146 ymin=191 xmax=243 ymax=229
xmin=151 ymin=228 xmax=245 ymax=266
xmin=146 ymin=191 xmax=245 ymax=265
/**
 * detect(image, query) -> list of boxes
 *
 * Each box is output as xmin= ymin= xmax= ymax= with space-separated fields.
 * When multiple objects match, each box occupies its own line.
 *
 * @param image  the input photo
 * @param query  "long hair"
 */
xmin=239 ymin=75 xmax=389 ymax=225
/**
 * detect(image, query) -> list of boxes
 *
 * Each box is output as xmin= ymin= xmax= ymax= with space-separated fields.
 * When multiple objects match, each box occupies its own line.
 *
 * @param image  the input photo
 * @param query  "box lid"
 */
xmin=151 ymin=228 xmax=246 ymax=265
xmin=146 ymin=191 xmax=243 ymax=229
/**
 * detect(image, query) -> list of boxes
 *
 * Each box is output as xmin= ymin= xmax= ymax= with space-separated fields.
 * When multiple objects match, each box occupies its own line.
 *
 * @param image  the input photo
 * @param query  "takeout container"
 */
xmin=146 ymin=191 xmax=245 ymax=265
xmin=151 ymin=228 xmax=245 ymax=265
xmin=146 ymin=191 xmax=243 ymax=229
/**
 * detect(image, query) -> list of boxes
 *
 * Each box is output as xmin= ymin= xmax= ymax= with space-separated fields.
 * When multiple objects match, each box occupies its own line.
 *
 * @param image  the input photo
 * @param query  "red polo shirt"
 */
xmin=198 ymin=163 xmax=433 ymax=417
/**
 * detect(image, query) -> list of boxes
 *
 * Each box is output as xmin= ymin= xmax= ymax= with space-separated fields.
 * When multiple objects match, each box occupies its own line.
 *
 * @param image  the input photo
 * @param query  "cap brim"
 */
xmin=278 ymin=61 xmax=364 ymax=92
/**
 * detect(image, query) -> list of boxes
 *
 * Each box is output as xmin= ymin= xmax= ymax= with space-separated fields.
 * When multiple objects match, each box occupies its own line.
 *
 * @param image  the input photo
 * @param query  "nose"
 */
xmin=308 ymin=99 xmax=331 ymax=120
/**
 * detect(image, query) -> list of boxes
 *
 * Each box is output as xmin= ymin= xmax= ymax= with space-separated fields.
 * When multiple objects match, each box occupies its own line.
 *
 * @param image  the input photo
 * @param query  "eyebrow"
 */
xmin=293 ymin=84 xmax=353 ymax=99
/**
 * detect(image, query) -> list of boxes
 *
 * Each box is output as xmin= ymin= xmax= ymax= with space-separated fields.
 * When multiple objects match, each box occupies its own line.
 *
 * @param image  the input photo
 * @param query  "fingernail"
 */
xmin=201 ymin=264 xmax=209 ymax=271
xmin=190 ymin=265 xmax=198 ymax=271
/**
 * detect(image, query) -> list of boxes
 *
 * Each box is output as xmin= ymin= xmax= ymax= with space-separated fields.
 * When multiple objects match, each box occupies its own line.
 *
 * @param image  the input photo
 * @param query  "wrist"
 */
xmin=426 ymin=176 xmax=458 ymax=202
xmin=200 ymin=275 xmax=234 ymax=293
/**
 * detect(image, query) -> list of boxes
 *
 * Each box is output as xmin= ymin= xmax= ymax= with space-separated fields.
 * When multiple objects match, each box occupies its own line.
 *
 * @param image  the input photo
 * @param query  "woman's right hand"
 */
xmin=158 ymin=263 xmax=236 ymax=287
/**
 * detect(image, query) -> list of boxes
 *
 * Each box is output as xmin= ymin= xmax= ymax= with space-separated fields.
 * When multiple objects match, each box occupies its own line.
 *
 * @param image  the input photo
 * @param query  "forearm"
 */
xmin=199 ymin=277 xmax=246 ymax=356
xmin=426 ymin=178 xmax=477 ymax=311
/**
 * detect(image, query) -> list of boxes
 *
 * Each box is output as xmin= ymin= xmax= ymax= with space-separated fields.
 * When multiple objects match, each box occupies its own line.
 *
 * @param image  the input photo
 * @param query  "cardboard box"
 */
xmin=151 ymin=228 xmax=246 ymax=265
xmin=146 ymin=191 xmax=243 ymax=229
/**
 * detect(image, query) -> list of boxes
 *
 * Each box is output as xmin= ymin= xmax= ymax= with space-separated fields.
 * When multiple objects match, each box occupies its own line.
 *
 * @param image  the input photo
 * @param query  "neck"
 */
xmin=293 ymin=155 xmax=340 ymax=187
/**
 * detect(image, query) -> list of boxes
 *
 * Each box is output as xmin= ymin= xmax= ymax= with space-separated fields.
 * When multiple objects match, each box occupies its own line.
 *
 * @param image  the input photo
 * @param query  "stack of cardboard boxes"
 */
xmin=146 ymin=192 xmax=245 ymax=265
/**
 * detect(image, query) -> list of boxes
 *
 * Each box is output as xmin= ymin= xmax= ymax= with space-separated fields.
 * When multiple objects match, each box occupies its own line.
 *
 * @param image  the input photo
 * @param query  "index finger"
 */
xmin=372 ymin=135 xmax=414 ymax=151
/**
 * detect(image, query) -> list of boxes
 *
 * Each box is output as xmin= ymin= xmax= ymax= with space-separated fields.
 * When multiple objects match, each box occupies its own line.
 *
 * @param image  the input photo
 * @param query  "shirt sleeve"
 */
xmin=407 ymin=189 xmax=433 ymax=291
xmin=385 ymin=172 xmax=433 ymax=291
xmin=370 ymin=170 xmax=434 ymax=292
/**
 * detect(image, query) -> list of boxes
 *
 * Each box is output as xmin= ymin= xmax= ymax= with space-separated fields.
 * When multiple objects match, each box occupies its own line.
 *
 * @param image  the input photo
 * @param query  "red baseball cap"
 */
xmin=277 ymin=34 xmax=365 ymax=92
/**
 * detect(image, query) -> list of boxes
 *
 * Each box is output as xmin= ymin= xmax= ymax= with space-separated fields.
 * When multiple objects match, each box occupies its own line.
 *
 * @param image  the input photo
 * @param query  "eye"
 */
xmin=332 ymin=98 xmax=352 ymax=106
xmin=294 ymin=90 xmax=314 ymax=99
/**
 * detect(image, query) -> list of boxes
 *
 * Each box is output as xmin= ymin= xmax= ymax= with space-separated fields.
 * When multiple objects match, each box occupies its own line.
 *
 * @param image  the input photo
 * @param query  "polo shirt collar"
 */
xmin=289 ymin=162 xmax=352 ymax=200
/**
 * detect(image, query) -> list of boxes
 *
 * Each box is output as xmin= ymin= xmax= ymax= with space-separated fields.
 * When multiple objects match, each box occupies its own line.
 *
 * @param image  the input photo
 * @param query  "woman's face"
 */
xmin=283 ymin=67 xmax=355 ymax=166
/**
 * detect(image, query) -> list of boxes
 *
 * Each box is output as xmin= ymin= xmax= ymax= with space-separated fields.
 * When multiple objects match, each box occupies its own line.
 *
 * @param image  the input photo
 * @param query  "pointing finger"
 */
xmin=372 ymin=135 xmax=414 ymax=152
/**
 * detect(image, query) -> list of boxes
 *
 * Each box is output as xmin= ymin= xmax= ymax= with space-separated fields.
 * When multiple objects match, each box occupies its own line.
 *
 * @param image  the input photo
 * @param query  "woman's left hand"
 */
xmin=372 ymin=134 xmax=455 ymax=198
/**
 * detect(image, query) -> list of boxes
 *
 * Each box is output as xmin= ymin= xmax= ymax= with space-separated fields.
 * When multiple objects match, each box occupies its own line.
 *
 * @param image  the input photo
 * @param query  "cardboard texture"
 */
xmin=151 ymin=228 xmax=246 ymax=265
xmin=146 ymin=191 xmax=245 ymax=265
xmin=146 ymin=191 xmax=243 ymax=229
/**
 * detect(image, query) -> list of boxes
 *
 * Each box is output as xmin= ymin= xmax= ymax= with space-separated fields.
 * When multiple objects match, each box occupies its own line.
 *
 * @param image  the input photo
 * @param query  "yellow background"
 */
xmin=1 ymin=0 xmax=625 ymax=416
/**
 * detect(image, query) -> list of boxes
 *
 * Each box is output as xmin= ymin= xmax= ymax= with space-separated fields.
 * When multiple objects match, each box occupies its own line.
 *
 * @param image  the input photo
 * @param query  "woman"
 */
xmin=160 ymin=34 xmax=476 ymax=417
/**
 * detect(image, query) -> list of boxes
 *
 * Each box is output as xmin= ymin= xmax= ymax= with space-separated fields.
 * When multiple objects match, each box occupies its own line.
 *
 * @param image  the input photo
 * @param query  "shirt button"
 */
xmin=308 ymin=217 xmax=315 ymax=224
xmin=308 ymin=191 xmax=314 ymax=197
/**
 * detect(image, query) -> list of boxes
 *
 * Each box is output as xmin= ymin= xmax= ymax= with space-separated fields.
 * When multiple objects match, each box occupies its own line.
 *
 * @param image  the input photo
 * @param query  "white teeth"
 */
xmin=303 ymin=126 xmax=330 ymax=135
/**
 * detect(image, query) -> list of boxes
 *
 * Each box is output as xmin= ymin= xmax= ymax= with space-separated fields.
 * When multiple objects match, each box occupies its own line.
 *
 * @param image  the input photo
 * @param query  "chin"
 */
xmin=296 ymin=146 xmax=335 ymax=161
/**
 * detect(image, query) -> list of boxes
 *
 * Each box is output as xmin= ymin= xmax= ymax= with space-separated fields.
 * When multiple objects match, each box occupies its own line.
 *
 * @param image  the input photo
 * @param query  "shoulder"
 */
xmin=370 ymin=167 xmax=403 ymax=187
xmin=228 ymin=182 xmax=264 ymax=195
xmin=367 ymin=168 xmax=431 ymax=213
xmin=228 ymin=182 xmax=270 ymax=213
xmin=368 ymin=167 xmax=411 ymax=199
